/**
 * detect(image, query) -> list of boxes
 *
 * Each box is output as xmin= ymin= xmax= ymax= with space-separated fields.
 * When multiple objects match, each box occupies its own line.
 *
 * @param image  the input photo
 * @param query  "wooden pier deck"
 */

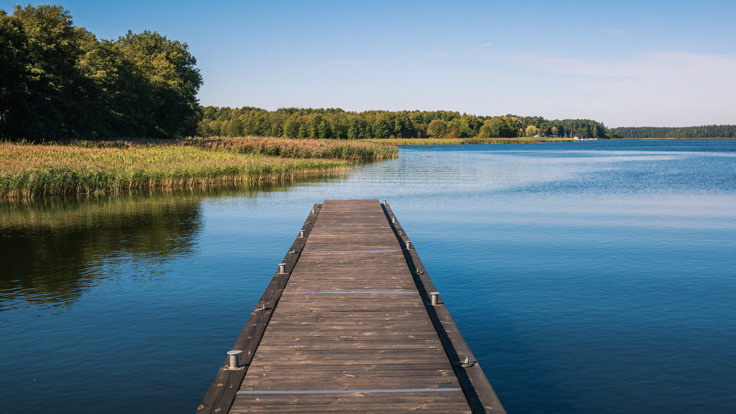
xmin=198 ymin=199 xmax=505 ymax=413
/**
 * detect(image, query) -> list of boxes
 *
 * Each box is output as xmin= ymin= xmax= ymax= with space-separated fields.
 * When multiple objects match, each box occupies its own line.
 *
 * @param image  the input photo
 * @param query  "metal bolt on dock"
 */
xmin=430 ymin=291 xmax=440 ymax=306
xmin=227 ymin=350 xmax=242 ymax=370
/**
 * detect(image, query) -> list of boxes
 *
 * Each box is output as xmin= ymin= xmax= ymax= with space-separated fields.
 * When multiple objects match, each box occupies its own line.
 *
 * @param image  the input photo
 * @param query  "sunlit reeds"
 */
xmin=184 ymin=136 xmax=399 ymax=161
xmin=1 ymin=137 xmax=398 ymax=201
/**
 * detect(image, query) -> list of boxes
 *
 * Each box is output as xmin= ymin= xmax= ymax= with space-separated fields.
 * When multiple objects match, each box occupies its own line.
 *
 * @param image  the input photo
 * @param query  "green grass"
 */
xmin=0 ymin=137 xmax=398 ymax=201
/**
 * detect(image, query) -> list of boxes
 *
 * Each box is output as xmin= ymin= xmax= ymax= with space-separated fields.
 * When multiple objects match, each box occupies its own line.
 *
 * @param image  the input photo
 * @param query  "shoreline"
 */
xmin=369 ymin=137 xmax=735 ymax=145
xmin=368 ymin=137 xmax=576 ymax=145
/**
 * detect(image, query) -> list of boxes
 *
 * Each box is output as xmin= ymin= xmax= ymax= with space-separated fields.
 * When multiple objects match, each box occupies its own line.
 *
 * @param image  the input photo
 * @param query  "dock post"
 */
xmin=430 ymin=291 xmax=440 ymax=306
xmin=227 ymin=350 xmax=242 ymax=369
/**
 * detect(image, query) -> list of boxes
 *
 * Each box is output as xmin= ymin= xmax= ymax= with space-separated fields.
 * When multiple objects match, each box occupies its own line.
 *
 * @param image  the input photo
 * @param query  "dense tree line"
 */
xmin=198 ymin=107 xmax=616 ymax=139
xmin=0 ymin=5 xmax=202 ymax=139
xmin=614 ymin=125 xmax=736 ymax=138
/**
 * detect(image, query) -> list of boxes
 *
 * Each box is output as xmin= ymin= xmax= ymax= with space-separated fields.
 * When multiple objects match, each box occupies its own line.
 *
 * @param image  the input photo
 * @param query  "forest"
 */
xmin=197 ymin=106 xmax=617 ymax=140
xmin=0 ymin=5 xmax=201 ymax=139
xmin=613 ymin=125 xmax=736 ymax=138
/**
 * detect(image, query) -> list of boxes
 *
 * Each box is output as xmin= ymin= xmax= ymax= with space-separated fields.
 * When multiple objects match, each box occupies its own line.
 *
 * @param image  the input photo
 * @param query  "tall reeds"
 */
xmin=0 ymin=137 xmax=397 ymax=201
xmin=184 ymin=136 xmax=399 ymax=161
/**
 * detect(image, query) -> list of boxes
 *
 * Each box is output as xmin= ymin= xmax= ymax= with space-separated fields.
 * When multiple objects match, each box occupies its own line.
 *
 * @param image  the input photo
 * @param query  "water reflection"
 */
xmin=0 ymin=194 xmax=202 ymax=311
xmin=0 ymin=178 xmax=341 ymax=313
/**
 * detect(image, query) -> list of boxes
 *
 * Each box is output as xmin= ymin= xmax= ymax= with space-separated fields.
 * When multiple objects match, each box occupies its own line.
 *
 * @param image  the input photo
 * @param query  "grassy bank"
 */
xmin=187 ymin=136 xmax=399 ymax=161
xmin=0 ymin=137 xmax=398 ymax=201
xmin=367 ymin=137 xmax=575 ymax=145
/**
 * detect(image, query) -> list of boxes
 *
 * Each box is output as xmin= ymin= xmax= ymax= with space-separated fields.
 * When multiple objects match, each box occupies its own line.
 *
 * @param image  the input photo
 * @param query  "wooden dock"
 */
xmin=198 ymin=199 xmax=505 ymax=413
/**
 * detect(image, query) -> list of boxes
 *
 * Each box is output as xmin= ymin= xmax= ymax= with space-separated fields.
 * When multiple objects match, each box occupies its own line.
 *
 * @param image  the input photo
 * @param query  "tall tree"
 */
xmin=115 ymin=30 xmax=202 ymax=138
xmin=0 ymin=9 xmax=26 ymax=132
xmin=0 ymin=5 xmax=203 ymax=140
xmin=1 ymin=5 xmax=85 ymax=138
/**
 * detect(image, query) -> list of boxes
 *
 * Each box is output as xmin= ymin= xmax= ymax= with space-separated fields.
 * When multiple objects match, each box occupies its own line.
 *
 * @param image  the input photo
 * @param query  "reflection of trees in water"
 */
xmin=0 ymin=194 xmax=203 ymax=311
xmin=0 ymin=177 xmax=340 ymax=312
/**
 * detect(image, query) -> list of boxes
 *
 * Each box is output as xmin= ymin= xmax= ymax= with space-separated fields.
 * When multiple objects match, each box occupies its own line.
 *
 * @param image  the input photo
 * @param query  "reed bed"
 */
xmin=185 ymin=136 xmax=399 ymax=161
xmin=368 ymin=137 xmax=575 ymax=145
xmin=74 ymin=137 xmax=399 ymax=161
xmin=0 ymin=140 xmax=351 ymax=201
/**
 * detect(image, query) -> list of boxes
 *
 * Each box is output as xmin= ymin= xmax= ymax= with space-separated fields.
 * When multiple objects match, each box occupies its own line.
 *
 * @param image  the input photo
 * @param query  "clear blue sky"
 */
xmin=4 ymin=0 xmax=736 ymax=127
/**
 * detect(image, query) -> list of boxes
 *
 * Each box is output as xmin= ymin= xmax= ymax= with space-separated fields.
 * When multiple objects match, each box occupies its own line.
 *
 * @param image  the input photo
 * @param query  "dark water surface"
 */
xmin=1 ymin=139 xmax=735 ymax=413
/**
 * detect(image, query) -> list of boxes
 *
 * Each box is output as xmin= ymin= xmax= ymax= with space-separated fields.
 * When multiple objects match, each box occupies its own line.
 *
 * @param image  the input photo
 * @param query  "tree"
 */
xmin=0 ymin=5 xmax=203 ymax=140
xmin=283 ymin=115 xmax=301 ymax=138
xmin=477 ymin=121 xmax=492 ymax=138
xmin=317 ymin=119 xmax=332 ymax=138
xmin=1 ymin=5 xmax=85 ymax=138
xmin=427 ymin=119 xmax=447 ymax=138
xmin=115 ymin=30 xmax=202 ymax=138
xmin=485 ymin=117 xmax=515 ymax=137
xmin=372 ymin=116 xmax=390 ymax=138
xmin=0 ymin=10 xmax=26 ymax=132
xmin=525 ymin=125 xmax=540 ymax=137
xmin=225 ymin=118 xmax=243 ymax=136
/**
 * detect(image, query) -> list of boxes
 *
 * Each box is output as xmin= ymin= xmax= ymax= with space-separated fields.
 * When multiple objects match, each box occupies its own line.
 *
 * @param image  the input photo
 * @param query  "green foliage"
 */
xmin=525 ymin=125 xmax=540 ymax=137
xmin=613 ymin=125 xmax=736 ymax=138
xmin=483 ymin=117 xmax=517 ymax=137
xmin=0 ymin=5 xmax=202 ymax=140
xmin=115 ymin=30 xmax=202 ymax=137
xmin=427 ymin=119 xmax=447 ymax=138
xmin=199 ymin=107 xmax=616 ymax=139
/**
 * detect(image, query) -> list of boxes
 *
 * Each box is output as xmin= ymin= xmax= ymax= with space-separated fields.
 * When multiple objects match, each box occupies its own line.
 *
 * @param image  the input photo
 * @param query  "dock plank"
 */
xmin=198 ymin=199 xmax=505 ymax=413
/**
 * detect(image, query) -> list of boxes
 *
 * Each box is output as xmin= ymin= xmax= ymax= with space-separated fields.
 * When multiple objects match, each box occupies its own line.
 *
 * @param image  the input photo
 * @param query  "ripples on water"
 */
xmin=1 ymin=139 xmax=734 ymax=413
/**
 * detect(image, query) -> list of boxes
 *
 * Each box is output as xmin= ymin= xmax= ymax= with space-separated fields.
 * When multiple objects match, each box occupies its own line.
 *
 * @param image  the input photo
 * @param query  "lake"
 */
xmin=1 ymin=139 xmax=735 ymax=413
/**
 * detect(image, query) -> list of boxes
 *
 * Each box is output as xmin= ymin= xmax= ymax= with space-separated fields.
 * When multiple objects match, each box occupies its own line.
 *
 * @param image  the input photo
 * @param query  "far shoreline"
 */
xmin=369 ymin=137 xmax=735 ymax=145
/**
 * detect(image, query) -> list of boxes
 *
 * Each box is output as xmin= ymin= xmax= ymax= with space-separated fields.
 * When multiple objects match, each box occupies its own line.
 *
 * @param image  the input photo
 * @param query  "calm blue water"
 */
xmin=1 ymin=139 xmax=735 ymax=413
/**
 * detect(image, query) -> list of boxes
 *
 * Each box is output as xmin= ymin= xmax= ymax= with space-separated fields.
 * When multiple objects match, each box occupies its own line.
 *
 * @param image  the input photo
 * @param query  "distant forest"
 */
xmin=198 ymin=107 xmax=616 ymax=139
xmin=613 ymin=125 xmax=736 ymax=138
xmin=0 ymin=5 xmax=202 ymax=139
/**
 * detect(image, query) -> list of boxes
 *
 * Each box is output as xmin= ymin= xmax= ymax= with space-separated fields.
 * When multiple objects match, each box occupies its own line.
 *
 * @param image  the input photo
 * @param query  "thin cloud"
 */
xmin=505 ymin=51 xmax=736 ymax=126
xmin=510 ymin=51 xmax=736 ymax=97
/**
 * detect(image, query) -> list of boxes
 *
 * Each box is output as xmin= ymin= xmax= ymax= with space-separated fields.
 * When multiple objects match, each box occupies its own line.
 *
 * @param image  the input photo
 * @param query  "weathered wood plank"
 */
xmin=198 ymin=199 xmax=504 ymax=413
xmin=230 ymin=391 xmax=472 ymax=414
